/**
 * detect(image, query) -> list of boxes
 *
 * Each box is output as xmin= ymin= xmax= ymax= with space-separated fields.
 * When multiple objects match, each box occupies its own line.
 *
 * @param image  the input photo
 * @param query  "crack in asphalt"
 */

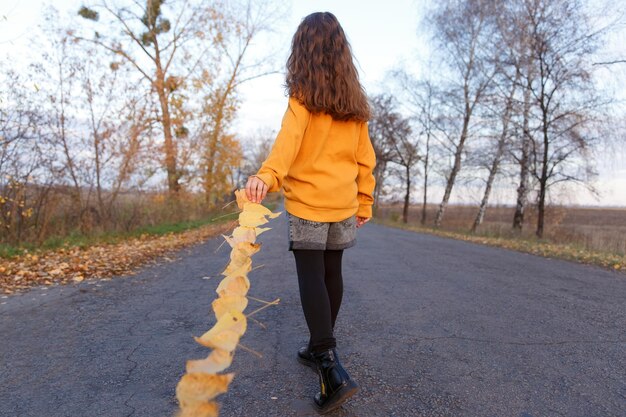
xmin=120 ymin=344 xmax=142 ymax=417
xmin=125 ymin=343 xmax=142 ymax=383
xmin=123 ymin=392 xmax=136 ymax=417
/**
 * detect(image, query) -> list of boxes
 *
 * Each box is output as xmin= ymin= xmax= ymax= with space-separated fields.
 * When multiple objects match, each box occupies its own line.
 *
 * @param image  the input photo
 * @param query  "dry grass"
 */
xmin=0 ymin=186 xmax=232 ymax=247
xmin=376 ymin=203 xmax=626 ymax=273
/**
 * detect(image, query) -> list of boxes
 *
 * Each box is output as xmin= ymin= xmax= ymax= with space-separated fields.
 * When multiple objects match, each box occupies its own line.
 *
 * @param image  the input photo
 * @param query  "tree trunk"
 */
xmin=434 ymin=110 xmax=470 ymax=227
xmin=153 ymin=40 xmax=179 ymax=195
xmin=204 ymin=118 xmax=222 ymax=206
xmin=421 ymin=131 xmax=430 ymax=225
xmin=403 ymin=165 xmax=411 ymax=223
xmin=537 ymin=115 xmax=549 ymax=238
xmin=155 ymin=76 xmax=179 ymax=195
xmin=472 ymin=78 xmax=517 ymax=233
xmin=471 ymin=144 xmax=502 ymax=233
xmin=513 ymin=71 xmax=533 ymax=232
xmin=373 ymin=160 xmax=387 ymax=217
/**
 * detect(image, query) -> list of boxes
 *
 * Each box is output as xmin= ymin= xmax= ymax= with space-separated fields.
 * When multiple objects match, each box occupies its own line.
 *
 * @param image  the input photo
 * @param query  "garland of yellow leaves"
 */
xmin=175 ymin=190 xmax=281 ymax=417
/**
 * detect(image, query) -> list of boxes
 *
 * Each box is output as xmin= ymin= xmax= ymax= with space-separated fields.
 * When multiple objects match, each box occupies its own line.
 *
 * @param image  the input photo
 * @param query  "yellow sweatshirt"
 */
xmin=253 ymin=97 xmax=376 ymax=222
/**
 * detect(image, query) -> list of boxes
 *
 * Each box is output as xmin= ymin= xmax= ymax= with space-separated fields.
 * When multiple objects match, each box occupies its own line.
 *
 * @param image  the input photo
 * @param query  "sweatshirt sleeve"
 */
xmin=355 ymin=122 xmax=377 ymax=218
xmin=253 ymin=97 xmax=310 ymax=192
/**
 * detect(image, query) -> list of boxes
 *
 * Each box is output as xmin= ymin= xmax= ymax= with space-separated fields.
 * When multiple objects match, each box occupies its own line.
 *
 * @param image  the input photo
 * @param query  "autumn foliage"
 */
xmin=0 ymin=221 xmax=233 ymax=295
xmin=175 ymin=190 xmax=281 ymax=416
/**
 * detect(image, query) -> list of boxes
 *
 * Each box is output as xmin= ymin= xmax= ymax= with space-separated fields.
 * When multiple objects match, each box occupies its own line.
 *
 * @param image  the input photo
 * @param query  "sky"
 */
xmin=1 ymin=0 xmax=625 ymax=206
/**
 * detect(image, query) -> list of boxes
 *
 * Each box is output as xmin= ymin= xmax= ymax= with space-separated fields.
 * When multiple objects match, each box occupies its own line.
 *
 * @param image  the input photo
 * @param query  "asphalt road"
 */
xmin=1 ymin=215 xmax=625 ymax=417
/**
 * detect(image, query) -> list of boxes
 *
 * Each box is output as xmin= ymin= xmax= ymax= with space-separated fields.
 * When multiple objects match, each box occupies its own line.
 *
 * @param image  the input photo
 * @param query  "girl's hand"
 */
xmin=356 ymin=216 xmax=370 ymax=228
xmin=245 ymin=176 xmax=268 ymax=203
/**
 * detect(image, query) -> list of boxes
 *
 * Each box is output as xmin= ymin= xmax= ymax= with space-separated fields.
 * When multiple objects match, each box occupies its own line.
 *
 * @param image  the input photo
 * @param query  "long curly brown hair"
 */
xmin=286 ymin=12 xmax=370 ymax=122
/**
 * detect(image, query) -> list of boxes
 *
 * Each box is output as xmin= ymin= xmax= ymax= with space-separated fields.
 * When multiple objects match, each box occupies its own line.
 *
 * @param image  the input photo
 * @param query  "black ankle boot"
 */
xmin=311 ymin=349 xmax=358 ymax=414
xmin=297 ymin=345 xmax=341 ymax=370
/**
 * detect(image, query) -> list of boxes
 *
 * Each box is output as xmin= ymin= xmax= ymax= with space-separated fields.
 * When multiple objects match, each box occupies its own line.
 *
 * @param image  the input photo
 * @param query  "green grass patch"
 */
xmin=376 ymin=218 xmax=625 ymax=274
xmin=0 ymin=244 xmax=29 ymax=258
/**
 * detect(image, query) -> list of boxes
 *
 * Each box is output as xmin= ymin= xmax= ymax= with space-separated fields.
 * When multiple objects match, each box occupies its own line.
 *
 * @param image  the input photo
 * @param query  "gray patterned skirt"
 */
xmin=286 ymin=212 xmax=357 ymax=251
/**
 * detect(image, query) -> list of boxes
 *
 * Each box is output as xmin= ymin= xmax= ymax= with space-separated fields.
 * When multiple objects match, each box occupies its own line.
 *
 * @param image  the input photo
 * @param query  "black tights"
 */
xmin=292 ymin=249 xmax=344 ymax=353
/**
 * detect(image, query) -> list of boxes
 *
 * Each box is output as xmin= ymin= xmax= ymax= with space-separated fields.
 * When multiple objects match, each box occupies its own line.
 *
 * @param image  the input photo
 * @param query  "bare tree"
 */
xmin=81 ymin=62 xmax=152 ymax=228
xmin=76 ymin=0 xmax=227 ymax=196
xmin=511 ymin=73 xmax=534 ymax=232
xmin=0 ymin=69 xmax=45 ymax=244
xmin=370 ymin=94 xmax=419 ymax=223
xmin=494 ymin=0 xmax=538 ymax=233
xmin=430 ymin=0 xmax=497 ymax=227
xmin=471 ymin=73 xmax=519 ymax=232
xmin=368 ymin=96 xmax=396 ymax=215
xmin=518 ymin=0 xmax=605 ymax=237
xmin=196 ymin=0 xmax=282 ymax=206
xmin=392 ymin=70 xmax=443 ymax=225
xmin=470 ymin=11 xmax=523 ymax=232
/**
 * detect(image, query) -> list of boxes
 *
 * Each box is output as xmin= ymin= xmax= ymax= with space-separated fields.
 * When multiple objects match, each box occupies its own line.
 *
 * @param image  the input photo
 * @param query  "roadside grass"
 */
xmin=376 ymin=217 xmax=626 ymax=274
xmin=0 ymin=197 xmax=280 ymax=260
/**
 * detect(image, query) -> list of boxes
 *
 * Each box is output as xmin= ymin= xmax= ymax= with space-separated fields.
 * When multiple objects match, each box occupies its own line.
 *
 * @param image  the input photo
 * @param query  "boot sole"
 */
xmin=313 ymin=379 xmax=359 ymax=415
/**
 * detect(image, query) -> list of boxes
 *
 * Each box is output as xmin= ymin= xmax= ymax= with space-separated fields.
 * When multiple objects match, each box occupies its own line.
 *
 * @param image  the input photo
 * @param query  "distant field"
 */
xmin=377 ymin=203 xmax=626 ymax=256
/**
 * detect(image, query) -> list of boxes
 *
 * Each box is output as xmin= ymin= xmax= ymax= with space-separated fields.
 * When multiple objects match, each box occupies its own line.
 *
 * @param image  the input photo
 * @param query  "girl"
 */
xmin=245 ymin=11 xmax=376 ymax=414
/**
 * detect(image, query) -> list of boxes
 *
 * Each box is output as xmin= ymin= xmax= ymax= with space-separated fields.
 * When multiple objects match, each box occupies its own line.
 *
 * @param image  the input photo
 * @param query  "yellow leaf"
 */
xmin=176 ymin=402 xmax=220 ymax=417
xmin=238 ymin=210 xmax=269 ymax=228
xmin=194 ymin=311 xmax=247 ymax=351
xmin=232 ymin=226 xmax=256 ymax=241
xmin=186 ymin=348 xmax=233 ymax=374
xmin=222 ymin=227 xmax=257 ymax=248
xmin=243 ymin=202 xmax=282 ymax=219
xmin=175 ymin=373 xmax=234 ymax=407
xmin=234 ymin=189 xmax=249 ymax=210
xmin=222 ymin=257 xmax=251 ymax=277
xmin=216 ymin=275 xmax=250 ymax=297
xmin=212 ymin=294 xmax=248 ymax=319
xmin=234 ymin=241 xmax=261 ymax=257
xmin=228 ymin=246 xmax=251 ymax=266
xmin=255 ymin=227 xmax=271 ymax=236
